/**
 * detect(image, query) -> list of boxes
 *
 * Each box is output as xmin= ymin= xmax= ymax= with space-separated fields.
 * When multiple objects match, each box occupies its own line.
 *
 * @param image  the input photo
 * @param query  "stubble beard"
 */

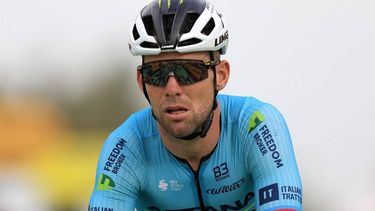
xmin=155 ymin=102 xmax=213 ymax=140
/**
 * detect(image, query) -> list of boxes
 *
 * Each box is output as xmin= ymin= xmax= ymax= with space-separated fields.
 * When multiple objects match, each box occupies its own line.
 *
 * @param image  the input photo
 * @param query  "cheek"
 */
xmin=145 ymin=86 xmax=163 ymax=105
xmin=188 ymin=79 xmax=215 ymax=106
xmin=199 ymin=72 xmax=215 ymax=97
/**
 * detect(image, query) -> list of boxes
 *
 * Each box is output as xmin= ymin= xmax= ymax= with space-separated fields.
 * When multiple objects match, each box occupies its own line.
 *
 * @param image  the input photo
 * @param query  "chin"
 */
xmin=168 ymin=127 xmax=195 ymax=139
xmin=170 ymin=130 xmax=191 ymax=138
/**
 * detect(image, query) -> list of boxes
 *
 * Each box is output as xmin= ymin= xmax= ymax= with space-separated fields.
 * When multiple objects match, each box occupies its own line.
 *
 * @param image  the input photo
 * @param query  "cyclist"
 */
xmin=89 ymin=0 xmax=302 ymax=210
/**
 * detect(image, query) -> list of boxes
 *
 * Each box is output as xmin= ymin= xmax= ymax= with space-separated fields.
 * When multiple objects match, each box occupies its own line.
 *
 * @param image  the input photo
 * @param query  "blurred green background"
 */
xmin=0 ymin=60 xmax=147 ymax=210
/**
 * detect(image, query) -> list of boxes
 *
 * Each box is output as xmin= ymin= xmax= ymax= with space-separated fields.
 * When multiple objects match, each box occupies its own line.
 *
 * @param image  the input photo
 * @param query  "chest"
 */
xmin=137 ymin=140 xmax=256 ymax=210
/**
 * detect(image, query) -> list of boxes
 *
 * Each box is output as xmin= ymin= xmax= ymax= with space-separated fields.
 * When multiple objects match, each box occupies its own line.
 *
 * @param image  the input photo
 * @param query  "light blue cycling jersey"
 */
xmin=89 ymin=95 xmax=302 ymax=211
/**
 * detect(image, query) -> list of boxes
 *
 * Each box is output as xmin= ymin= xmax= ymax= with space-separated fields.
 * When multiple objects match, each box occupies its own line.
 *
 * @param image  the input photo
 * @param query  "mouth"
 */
xmin=164 ymin=105 xmax=189 ymax=120
xmin=166 ymin=106 xmax=188 ymax=114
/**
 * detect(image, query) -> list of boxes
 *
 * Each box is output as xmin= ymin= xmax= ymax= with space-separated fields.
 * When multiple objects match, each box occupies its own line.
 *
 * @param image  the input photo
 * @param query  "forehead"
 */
xmin=144 ymin=52 xmax=210 ymax=63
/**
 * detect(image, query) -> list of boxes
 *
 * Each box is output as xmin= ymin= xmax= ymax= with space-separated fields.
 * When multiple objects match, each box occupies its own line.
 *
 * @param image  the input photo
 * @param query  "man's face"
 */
xmin=139 ymin=52 xmax=216 ymax=139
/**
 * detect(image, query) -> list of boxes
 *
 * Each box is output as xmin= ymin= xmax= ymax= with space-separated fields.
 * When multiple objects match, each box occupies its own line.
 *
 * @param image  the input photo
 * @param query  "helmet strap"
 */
xmin=141 ymin=56 xmax=152 ymax=105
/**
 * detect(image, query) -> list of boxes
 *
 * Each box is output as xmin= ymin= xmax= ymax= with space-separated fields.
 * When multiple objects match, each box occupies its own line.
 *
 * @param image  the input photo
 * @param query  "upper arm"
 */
xmin=241 ymin=102 xmax=302 ymax=211
xmin=89 ymin=124 xmax=146 ymax=210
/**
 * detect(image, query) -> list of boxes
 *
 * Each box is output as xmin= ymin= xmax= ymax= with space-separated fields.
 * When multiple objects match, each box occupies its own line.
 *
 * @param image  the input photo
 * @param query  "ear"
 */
xmin=137 ymin=70 xmax=144 ymax=91
xmin=215 ymin=60 xmax=230 ymax=91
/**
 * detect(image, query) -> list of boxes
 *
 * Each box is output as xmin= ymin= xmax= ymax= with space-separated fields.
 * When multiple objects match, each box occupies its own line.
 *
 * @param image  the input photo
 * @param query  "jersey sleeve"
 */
xmin=88 ymin=116 xmax=146 ymax=211
xmin=241 ymin=100 xmax=303 ymax=211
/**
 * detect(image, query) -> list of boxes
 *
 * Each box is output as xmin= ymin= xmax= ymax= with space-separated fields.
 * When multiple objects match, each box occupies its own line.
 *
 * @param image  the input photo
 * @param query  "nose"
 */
xmin=164 ymin=74 xmax=182 ymax=97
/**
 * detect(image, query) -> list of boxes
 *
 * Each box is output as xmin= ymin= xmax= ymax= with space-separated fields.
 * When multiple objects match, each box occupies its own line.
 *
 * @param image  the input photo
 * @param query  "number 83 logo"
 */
xmin=213 ymin=162 xmax=229 ymax=179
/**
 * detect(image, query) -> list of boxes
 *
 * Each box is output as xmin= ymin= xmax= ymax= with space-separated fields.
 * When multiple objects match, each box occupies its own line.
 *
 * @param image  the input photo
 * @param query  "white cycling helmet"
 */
xmin=129 ymin=0 xmax=229 ymax=56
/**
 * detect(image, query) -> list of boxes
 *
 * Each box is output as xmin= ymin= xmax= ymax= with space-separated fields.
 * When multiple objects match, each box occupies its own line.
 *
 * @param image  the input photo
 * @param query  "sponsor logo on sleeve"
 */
xmin=253 ymin=124 xmax=283 ymax=168
xmin=248 ymin=111 xmax=265 ymax=133
xmin=281 ymin=185 xmax=303 ymax=204
xmin=97 ymin=174 xmax=115 ymax=191
xmin=259 ymin=183 xmax=279 ymax=206
xmin=103 ymin=138 xmax=127 ymax=175
xmin=88 ymin=206 xmax=114 ymax=211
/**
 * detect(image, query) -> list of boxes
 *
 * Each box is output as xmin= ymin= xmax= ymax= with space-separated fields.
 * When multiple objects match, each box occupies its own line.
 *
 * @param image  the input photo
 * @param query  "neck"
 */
xmin=159 ymin=104 xmax=221 ymax=171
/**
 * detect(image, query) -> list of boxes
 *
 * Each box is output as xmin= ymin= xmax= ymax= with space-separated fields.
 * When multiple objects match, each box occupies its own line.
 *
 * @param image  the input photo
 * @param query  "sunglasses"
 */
xmin=137 ymin=59 xmax=219 ymax=86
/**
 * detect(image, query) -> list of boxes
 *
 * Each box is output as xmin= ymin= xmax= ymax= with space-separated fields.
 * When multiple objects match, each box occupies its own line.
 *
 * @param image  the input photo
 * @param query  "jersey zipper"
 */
xmin=169 ymin=146 xmax=218 ymax=211
xmin=192 ymin=168 xmax=206 ymax=211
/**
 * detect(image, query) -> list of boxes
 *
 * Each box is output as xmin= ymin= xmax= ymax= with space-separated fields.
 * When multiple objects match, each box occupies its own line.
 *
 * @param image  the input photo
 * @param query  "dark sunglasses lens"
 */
xmin=141 ymin=65 xmax=161 ymax=85
xmin=141 ymin=61 xmax=209 ymax=86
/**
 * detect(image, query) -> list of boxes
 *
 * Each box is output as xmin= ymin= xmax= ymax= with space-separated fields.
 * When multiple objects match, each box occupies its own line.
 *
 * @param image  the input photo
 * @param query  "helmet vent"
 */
xmin=142 ymin=15 xmax=156 ymax=36
xmin=140 ymin=41 xmax=159 ymax=49
xmin=180 ymin=13 xmax=200 ymax=34
xmin=201 ymin=18 xmax=215 ymax=36
xmin=177 ymin=38 xmax=202 ymax=47
xmin=163 ymin=14 xmax=175 ymax=42
xmin=132 ymin=25 xmax=140 ymax=40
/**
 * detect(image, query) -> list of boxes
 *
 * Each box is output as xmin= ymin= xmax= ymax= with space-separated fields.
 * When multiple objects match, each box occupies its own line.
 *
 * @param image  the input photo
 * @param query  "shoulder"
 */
xmin=102 ymin=107 xmax=157 ymax=151
xmin=218 ymin=94 xmax=273 ymax=111
xmin=218 ymin=94 xmax=285 ymax=132
xmin=236 ymin=95 xmax=281 ymax=117
xmin=217 ymin=94 xmax=247 ymax=121
xmin=90 ymin=109 xmax=152 ymax=203
xmin=96 ymin=108 xmax=155 ymax=175
xmin=218 ymin=94 xmax=279 ymax=119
